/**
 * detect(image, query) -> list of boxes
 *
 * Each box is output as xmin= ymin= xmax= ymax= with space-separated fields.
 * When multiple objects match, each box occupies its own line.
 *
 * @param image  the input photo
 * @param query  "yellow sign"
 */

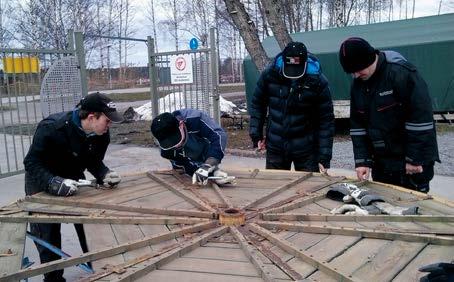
xmin=3 ymin=57 xmax=40 ymax=73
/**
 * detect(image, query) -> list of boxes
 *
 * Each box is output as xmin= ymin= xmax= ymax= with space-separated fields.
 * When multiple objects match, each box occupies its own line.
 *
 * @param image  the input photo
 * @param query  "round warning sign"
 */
xmin=175 ymin=56 xmax=186 ymax=71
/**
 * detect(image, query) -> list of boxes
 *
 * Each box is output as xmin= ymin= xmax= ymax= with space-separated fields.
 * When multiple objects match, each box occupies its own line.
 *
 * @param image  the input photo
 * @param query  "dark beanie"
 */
xmin=339 ymin=37 xmax=377 ymax=73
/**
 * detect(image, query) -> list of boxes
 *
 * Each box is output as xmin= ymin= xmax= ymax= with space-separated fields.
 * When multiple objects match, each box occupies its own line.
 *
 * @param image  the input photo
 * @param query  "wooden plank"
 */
xmin=262 ymin=193 xmax=326 ymax=214
xmin=0 ymin=214 xmax=210 ymax=225
xmin=106 ymin=226 xmax=229 ymax=281
xmin=262 ymin=213 xmax=454 ymax=223
xmin=136 ymin=269 xmax=264 ymax=282
xmin=284 ymin=233 xmax=361 ymax=278
xmin=0 ymin=212 xmax=27 ymax=276
xmin=393 ymin=244 xmax=454 ymax=281
xmin=211 ymin=183 xmax=234 ymax=208
xmin=243 ymin=173 xmax=312 ymax=210
xmin=230 ymin=226 xmax=282 ymax=282
xmin=257 ymin=221 xmax=454 ymax=245
xmin=85 ymin=224 xmax=125 ymax=270
xmin=147 ymin=172 xmax=216 ymax=212
xmin=0 ymin=222 xmax=217 ymax=281
xmin=351 ymin=240 xmax=427 ymax=281
xmin=248 ymin=223 xmax=358 ymax=282
xmin=24 ymin=196 xmax=215 ymax=218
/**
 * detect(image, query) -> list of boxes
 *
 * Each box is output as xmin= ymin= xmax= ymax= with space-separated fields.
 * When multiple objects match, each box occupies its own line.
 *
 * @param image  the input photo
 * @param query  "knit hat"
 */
xmin=282 ymin=42 xmax=308 ymax=79
xmin=150 ymin=112 xmax=184 ymax=150
xmin=79 ymin=92 xmax=123 ymax=122
xmin=339 ymin=37 xmax=377 ymax=73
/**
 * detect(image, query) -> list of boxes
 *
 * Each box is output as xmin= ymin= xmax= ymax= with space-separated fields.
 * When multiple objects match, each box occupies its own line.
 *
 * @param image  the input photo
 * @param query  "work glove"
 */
xmin=192 ymin=164 xmax=216 ymax=186
xmin=102 ymin=170 xmax=121 ymax=188
xmin=331 ymin=204 xmax=369 ymax=215
xmin=48 ymin=176 xmax=78 ymax=197
xmin=212 ymin=169 xmax=236 ymax=185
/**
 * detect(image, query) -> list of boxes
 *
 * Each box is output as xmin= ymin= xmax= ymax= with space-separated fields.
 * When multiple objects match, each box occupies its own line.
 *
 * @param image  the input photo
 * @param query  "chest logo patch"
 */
xmin=378 ymin=90 xmax=393 ymax=96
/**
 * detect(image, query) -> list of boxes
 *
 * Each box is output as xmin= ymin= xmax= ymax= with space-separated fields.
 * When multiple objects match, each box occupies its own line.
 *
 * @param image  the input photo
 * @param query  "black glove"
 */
xmin=48 ymin=176 xmax=78 ymax=196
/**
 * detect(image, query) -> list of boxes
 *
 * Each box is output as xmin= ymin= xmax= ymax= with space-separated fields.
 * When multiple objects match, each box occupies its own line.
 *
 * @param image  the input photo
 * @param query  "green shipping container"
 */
xmin=244 ymin=13 xmax=454 ymax=114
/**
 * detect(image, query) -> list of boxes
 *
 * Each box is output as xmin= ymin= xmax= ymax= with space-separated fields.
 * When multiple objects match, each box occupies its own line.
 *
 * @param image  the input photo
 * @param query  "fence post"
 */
xmin=67 ymin=29 xmax=74 ymax=51
xmin=74 ymin=31 xmax=88 ymax=97
xmin=210 ymin=28 xmax=220 ymax=124
xmin=148 ymin=36 xmax=159 ymax=118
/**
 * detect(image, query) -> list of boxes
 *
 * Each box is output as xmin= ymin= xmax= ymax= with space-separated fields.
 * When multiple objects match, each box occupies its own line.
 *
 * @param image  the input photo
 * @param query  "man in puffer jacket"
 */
xmin=249 ymin=41 xmax=335 ymax=172
xmin=338 ymin=37 xmax=440 ymax=193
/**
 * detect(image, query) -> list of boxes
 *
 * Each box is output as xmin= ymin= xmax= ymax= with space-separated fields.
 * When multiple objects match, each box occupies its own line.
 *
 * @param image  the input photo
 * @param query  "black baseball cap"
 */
xmin=150 ymin=112 xmax=184 ymax=150
xmin=282 ymin=42 xmax=308 ymax=79
xmin=339 ymin=37 xmax=377 ymax=73
xmin=79 ymin=92 xmax=123 ymax=123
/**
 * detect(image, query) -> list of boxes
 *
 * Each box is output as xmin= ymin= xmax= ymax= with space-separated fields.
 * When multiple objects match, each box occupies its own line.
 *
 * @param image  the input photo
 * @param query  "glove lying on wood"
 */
xmin=327 ymin=183 xmax=418 ymax=215
xmin=48 ymin=176 xmax=78 ymax=196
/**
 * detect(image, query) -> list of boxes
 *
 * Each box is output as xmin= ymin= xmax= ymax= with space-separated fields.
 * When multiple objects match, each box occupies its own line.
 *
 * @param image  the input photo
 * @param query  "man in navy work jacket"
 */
xmin=151 ymin=109 xmax=234 ymax=185
xmin=339 ymin=37 xmax=439 ymax=193
xmin=23 ymin=92 xmax=123 ymax=281
xmin=249 ymin=41 xmax=335 ymax=173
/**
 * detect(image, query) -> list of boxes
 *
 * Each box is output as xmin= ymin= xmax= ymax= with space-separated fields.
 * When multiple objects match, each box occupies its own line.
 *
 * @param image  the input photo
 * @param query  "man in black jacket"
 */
xmin=249 ymin=41 xmax=334 ymax=172
xmin=339 ymin=37 xmax=439 ymax=193
xmin=24 ymin=92 xmax=123 ymax=281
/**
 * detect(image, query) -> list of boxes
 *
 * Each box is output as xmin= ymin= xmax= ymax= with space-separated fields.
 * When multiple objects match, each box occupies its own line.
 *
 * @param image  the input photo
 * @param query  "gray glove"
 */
xmin=102 ymin=170 xmax=121 ymax=188
xmin=49 ymin=176 xmax=78 ymax=196
xmin=192 ymin=164 xmax=216 ymax=186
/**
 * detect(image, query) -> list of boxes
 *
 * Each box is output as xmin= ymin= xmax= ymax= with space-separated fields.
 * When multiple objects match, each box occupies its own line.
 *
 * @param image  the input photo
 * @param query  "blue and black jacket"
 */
xmin=249 ymin=53 xmax=334 ymax=168
xmin=160 ymin=109 xmax=227 ymax=175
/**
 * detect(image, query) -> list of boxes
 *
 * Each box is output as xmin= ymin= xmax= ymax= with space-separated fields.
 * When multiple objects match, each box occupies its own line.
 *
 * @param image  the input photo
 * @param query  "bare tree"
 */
xmin=0 ymin=0 xmax=13 ymax=48
xmin=146 ymin=0 xmax=159 ymax=52
xmin=222 ymin=0 xmax=268 ymax=71
xmin=159 ymin=0 xmax=185 ymax=51
xmin=260 ymin=0 xmax=292 ymax=49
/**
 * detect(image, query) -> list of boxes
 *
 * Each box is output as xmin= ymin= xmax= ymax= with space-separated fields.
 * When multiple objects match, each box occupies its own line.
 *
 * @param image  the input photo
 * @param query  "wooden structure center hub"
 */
xmin=219 ymin=208 xmax=245 ymax=226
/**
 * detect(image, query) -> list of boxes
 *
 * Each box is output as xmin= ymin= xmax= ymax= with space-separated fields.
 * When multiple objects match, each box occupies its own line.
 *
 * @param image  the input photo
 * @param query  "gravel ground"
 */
xmin=332 ymin=131 xmax=454 ymax=176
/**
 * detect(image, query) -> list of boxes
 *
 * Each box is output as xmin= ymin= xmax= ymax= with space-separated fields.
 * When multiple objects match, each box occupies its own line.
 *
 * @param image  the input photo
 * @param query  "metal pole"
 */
xmin=210 ymin=28 xmax=220 ymax=123
xmin=148 ymin=36 xmax=159 ymax=118
xmin=67 ymin=29 xmax=74 ymax=52
xmin=74 ymin=31 xmax=88 ymax=97
xmin=107 ymin=45 xmax=112 ymax=89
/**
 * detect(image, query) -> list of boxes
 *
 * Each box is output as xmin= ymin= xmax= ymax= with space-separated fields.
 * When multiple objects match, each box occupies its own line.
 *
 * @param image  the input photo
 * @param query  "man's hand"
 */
xmin=318 ymin=163 xmax=327 ymax=174
xmin=192 ymin=164 xmax=216 ymax=186
xmin=49 ymin=176 xmax=78 ymax=196
xmin=257 ymin=139 xmax=266 ymax=151
xmin=355 ymin=166 xmax=370 ymax=180
xmin=406 ymin=163 xmax=423 ymax=175
xmin=103 ymin=170 xmax=121 ymax=188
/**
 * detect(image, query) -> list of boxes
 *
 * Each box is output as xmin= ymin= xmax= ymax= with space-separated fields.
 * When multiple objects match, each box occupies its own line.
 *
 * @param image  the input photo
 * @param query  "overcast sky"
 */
xmin=125 ymin=0 xmax=454 ymax=65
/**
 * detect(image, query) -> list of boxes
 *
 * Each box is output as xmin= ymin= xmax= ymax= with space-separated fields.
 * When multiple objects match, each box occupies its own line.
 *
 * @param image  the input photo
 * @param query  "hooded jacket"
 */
xmin=160 ymin=109 xmax=227 ymax=175
xmin=349 ymin=51 xmax=440 ymax=170
xmin=249 ymin=53 xmax=334 ymax=168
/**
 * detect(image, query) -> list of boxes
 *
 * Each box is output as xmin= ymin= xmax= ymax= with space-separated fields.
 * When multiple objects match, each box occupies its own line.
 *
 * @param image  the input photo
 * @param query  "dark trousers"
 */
xmin=30 ymin=223 xmax=66 ymax=282
xmin=372 ymin=163 xmax=434 ymax=193
xmin=266 ymin=150 xmax=319 ymax=172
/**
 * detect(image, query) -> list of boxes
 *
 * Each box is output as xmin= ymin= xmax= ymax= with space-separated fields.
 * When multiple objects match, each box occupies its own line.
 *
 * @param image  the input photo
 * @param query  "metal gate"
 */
xmin=149 ymin=28 xmax=220 ymax=123
xmin=0 ymin=33 xmax=84 ymax=178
